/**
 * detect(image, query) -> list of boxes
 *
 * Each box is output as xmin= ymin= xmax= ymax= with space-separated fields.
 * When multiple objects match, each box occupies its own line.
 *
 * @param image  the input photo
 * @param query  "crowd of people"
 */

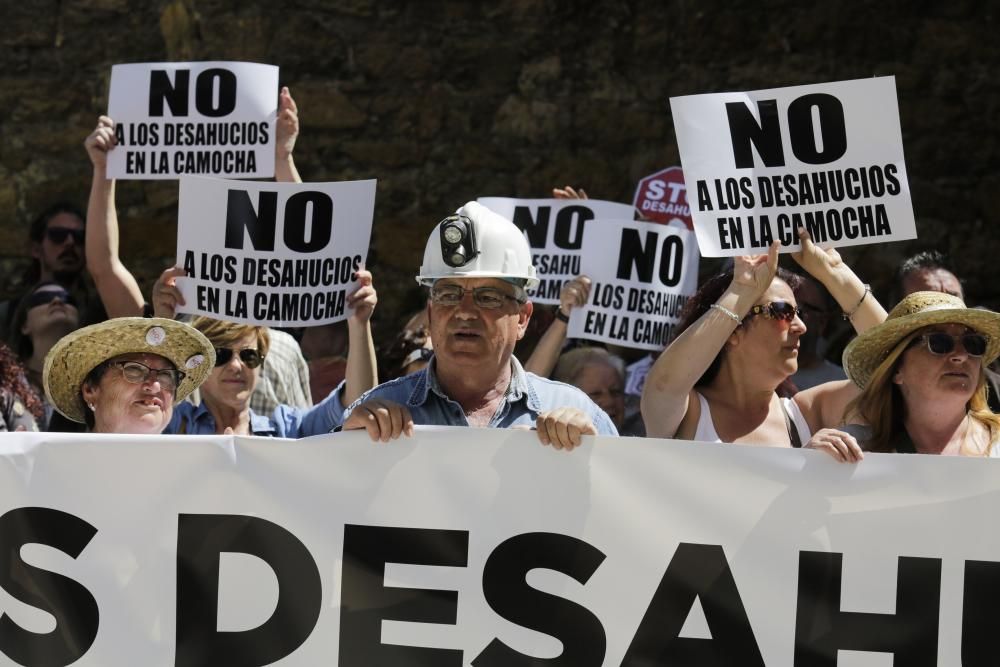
xmin=2 ymin=87 xmax=999 ymax=461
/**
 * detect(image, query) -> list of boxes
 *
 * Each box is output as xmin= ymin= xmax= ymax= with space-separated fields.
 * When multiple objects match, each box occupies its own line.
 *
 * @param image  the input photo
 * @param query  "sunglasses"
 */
xmin=26 ymin=288 xmax=76 ymax=309
xmin=109 ymin=361 xmax=184 ymax=394
xmin=430 ymin=284 xmax=523 ymax=309
xmin=45 ymin=227 xmax=85 ymax=245
xmin=743 ymin=300 xmax=802 ymax=323
xmin=910 ymin=332 xmax=988 ymax=357
xmin=214 ymin=348 xmax=265 ymax=369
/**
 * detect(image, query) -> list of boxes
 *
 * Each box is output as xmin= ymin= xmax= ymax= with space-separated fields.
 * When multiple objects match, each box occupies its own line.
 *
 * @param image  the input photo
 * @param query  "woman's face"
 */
xmin=894 ymin=323 xmax=984 ymax=407
xmin=22 ymin=285 xmax=79 ymax=340
xmin=199 ymin=331 xmax=261 ymax=411
xmin=574 ymin=361 xmax=625 ymax=428
xmin=82 ymin=352 xmax=177 ymax=434
xmin=731 ymin=279 xmax=807 ymax=380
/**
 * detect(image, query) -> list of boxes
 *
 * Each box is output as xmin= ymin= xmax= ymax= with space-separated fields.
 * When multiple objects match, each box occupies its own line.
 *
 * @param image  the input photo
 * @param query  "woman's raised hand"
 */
xmin=791 ymin=229 xmax=844 ymax=278
xmin=732 ymin=240 xmax=779 ymax=295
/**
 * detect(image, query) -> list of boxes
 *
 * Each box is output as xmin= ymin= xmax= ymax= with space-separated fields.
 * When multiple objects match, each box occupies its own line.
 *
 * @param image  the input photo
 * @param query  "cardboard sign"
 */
xmin=632 ymin=166 xmax=693 ymax=228
xmin=670 ymin=77 xmax=916 ymax=257
xmin=567 ymin=219 xmax=698 ymax=351
xmin=107 ymin=62 xmax=279 ymax=179
xmin=476 ymin=197 xmax=635 ymax=305
xmin=175 ymin=176 xmax=375 ymax=327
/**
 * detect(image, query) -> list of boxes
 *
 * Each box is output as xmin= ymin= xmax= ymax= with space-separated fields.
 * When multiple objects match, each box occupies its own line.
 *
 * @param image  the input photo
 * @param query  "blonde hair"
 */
xmin=190 ymin=317 xmax=270 ymax=359
xmin=846 ymin=331 xmax=1000 ymax=455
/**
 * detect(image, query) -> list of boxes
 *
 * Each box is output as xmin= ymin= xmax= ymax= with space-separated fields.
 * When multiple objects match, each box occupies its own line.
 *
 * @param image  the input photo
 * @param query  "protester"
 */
xmin=789 ymin=275 xmax=848 ymax=390
xmin=0 ymin=342 xmax=41 ymax=432
xmin=641 ymin=231 xmax=885 ymax=462
xmin=342 ymin=201 xmax=617 ymax=449
xmin=43 ymin=318 xmax=214 ymax=434
xmin=524 ymin=275 xmax=591 ymax=377
xmin=893 ymin=250 xmax=963 ymax=302
xmin=552 ymin=346 xmax=628 ymax=432
xmin=840 ymin=292 xmax=1000 ymax=455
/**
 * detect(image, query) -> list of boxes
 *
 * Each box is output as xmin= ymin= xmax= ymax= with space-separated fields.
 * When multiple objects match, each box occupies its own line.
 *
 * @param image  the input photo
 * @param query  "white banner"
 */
xmin=175 ymin=176 xmax=375 ymax=327
xmin=2 ymin=430 xmax=998 ymax=665
xmin=107 ymin=61 xmax=279 ymax=179
xmin=567 ymin=219 xmax=698 ymax=351
xmin=476 ymin=197 xmax=636 ymax=305
xmin=670 ymin=77 xmax=917 ymax=257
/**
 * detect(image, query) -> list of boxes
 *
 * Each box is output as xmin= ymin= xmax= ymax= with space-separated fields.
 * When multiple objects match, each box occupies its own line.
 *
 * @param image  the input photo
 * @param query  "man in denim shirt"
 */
xmin=343 ymin=202 xmax=618 ymax=449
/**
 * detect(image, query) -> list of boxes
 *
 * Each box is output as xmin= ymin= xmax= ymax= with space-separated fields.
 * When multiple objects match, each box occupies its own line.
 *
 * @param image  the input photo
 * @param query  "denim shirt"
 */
xmin=343 ymin=357 xmax=618 ymax=435
xmin=165 ymin=381 xmax=347 ymax=437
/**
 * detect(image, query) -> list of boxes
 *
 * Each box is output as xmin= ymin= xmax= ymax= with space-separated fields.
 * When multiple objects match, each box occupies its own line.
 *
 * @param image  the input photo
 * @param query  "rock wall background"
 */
xmin=1 ymin=0 xmax=998 ymax=335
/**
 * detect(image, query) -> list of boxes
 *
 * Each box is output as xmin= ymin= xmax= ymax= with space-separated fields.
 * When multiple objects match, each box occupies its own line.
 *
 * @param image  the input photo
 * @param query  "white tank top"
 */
xmin=693 ymin=392 xmax=811 ymax=445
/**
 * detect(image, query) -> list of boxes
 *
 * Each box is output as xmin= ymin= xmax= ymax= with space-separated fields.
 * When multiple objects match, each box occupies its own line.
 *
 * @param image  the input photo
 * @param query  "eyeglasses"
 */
xmin=109 ymin=361 xmax=184 ymax=393
xmin=26 ymin=288 xmax=76 ymax=309
xmin=430 ymin=284 xmax=523 ymax=309
xmin=214 ymin=348 xmax=264 ymax=369
xmin=743 ymin=300 xmax=802 ymax=323
xmin=910 ymin=332 xmax=988 ymax=357
xmin=45 ymin=227 xmax=85 ymax=245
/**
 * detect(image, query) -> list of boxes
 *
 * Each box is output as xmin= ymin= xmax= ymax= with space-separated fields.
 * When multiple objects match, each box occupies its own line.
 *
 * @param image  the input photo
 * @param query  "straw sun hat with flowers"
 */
xmin=842 ymin=291 xmax=1000 ymax=390
xmin=43 ymin=317 xmax=216 ymax=423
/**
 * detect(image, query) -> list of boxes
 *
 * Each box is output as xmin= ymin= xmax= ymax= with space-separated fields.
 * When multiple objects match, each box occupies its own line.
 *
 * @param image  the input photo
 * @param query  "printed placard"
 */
xmin=567 ymin=219 xmax=698 ymax=351
xmin=175 ymin=176 xmax=375 ymax=327
xmin=633 ymin=166 xmax=693 ymax=228
xmin=107 ymin=61 xmax=279 ymax=179
xmin=476 ymin=197 xmax=636 ymax=305
xmin=670 ymin=76 xmax=916 ymax=257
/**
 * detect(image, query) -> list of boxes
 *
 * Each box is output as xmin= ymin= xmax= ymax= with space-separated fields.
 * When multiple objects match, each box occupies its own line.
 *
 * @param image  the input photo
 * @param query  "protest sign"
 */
xmin=670 ymin=77 xmax=916 ymax=257
xmin=2 ymin=430 xmax=999 ymax=665
xmin=175 ymin=176 xmax=375 ymax=327
xmin=633 ymin=166 xmax=694 ymax=228
xmin=567 ymin=219 xmax=698 ymax=350
xmin=476 ymin=197 xmax=635 ymax=305
xmin=107 ymin=62 xmax=279 ymax=179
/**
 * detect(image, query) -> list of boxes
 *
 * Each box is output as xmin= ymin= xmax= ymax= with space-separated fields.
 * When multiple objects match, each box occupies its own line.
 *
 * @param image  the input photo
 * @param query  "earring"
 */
xmin=88 ymin=403 xmax=96 ymax=411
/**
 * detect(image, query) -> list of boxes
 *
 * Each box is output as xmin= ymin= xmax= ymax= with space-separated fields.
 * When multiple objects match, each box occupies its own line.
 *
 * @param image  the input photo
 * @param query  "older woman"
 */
xmin=840 ymin=292 xmax=1000 ymax=456
xmin=43 ymin=318 xmax=214 ymax=433
xmin=553 ymin=346 xmax=627 ymax=432
xmin=641 ymin=232 xmax=885 ymax=462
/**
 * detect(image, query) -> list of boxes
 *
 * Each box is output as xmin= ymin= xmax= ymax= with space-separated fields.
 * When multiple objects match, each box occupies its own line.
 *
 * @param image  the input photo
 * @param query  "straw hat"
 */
xmin=43 ymin=317 xmax=216 ymax=423
xmin=842 ymin=292 xmax=1000 ymax=389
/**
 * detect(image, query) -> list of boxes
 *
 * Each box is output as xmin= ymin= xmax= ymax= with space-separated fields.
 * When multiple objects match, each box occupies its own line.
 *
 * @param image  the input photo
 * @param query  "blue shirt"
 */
xmin=165 ymin=382 xmax=347 ymax=437
xmin=343 ymin=357 xmax=618 ymax=435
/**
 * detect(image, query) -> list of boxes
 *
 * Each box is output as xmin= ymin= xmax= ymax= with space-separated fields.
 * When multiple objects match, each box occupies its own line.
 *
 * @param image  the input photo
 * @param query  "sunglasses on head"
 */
xmin=909 ymin=332 xmax=988 ymax=357
xmin=45 ymin=227 xmax=85 ymax=245
xmin=744 ymin=300 xmax=801 ymax=323
xmin=26 ymin=288 xmax=76 ymax=309
xmin=214 ymin=347 xmax=264 ymax=369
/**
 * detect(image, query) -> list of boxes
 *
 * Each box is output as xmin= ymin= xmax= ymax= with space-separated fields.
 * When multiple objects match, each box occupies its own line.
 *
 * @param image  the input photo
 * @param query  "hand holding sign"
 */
xmin=346 ymin=269 xmax=377 ymax=323
xmin=85 ymin=116 xmax=117 ymax=169
xmin=732 ymin=241 xmax=780 ymax=297
xmin=152 ymin=266 xmax=187 ymax=319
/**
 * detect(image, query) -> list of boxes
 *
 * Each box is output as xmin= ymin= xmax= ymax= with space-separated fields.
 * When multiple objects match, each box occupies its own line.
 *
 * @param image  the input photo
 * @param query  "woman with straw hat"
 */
xmin=43 ymin=318 xmax=214 ymax=434
xmin=841 ymin=291 xmax=1000 ymax=456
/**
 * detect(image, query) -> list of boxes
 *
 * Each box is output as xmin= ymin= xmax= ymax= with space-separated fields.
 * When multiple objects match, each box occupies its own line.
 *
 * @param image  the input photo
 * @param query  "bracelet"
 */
xmin=554 ymin=309 xmax=570 ymax=323
xmin=843 ymin=284 xmax=871 ymax=320
xmin=709 ymin=303 xmax=742 ymax=324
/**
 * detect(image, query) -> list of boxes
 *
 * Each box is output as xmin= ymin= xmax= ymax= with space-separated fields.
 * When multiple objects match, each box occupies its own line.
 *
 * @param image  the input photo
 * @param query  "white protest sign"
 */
xmin=670 ymin=76 xmax=916 ymax=257
xmin=476 ymin=197 xmax=636 ymax=305
xmin=107 ymin=62 xmax=278 ymax=179
xmin=2 ymin=430 xmax=1000 ymax=665
xmin=175 ymin=176 xmax=375 ymax=327
xmin=567 ymin=219 xmax=698 ymax=351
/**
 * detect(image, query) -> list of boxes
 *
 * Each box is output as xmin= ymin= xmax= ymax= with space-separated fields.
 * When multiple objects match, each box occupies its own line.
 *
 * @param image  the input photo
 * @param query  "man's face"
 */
xmin=901 ymin=268 xmax=963 ymax=301
xmin=32 ymin=213 xmax=85 ymax=279
xmin=427 ymin=278 xmax=532 ymax=373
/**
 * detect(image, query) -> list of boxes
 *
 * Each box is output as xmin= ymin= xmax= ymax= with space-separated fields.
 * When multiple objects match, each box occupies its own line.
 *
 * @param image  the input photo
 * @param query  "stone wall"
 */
xmin=2 ymin=0 xmax=998 ymax=335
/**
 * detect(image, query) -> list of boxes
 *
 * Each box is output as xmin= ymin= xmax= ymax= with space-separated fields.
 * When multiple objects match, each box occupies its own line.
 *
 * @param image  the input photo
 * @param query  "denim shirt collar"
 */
xmin=408 ymin=355 xmax=541 ymax=413
xmin=187 ymin=399 xmax=274 ymax=435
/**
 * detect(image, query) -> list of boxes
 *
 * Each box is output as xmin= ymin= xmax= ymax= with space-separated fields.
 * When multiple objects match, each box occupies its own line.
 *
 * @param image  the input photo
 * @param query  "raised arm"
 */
xmin=274 ymin=86 xmax=302 ymax=184
xmin=524 ymin=275 xmax=591 ymax=377
xmin=641 ymin=242 xmax=779 ymax=438
xmin=342 ymin=269 xmax=378 ymax=407
xmin=84 ymin=116 xmax=145 ymax=317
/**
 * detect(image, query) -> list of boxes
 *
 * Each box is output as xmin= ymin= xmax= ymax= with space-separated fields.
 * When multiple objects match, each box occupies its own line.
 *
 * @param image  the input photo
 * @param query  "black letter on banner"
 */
xmin=616 ymin=229 xmax=657 ymax=282
xmin=225 ymin=190 xmax=277 ymax=251
xmin=340 ymin=525 xmax=468 ymax=666
xmin=149 ymin=69 xmax=190 ymax=116
xmin=474 ymin=532 xmax=606 ymax=667
xmin=0 ymin=507 xmax=99 ymax=667
xmin=511 ymin=206 xmax=550 ymax=249
xmin=961 ymin=560 xmax=1000 ymax=665
xmin=621 ymin=543 xmax=763 ymax=666
xmin=657 ymin=236 xmax=684 ymax=287
xmin=793 ymin=551 xmax=940 ymax=666
xmin=553 ymin=205 xmax=592 ymax=250
xmin=726 ymin=100 xmax=784 ymax=168
xmin=787 ymin=94 xmax=847 ymax=164
xmin=175 ymin=514 xmax=321 ymax=666
xmin=283 ymin=192 xmax=334 ymax=253
xmin=195 ymin=68 xmax=238 ymax=117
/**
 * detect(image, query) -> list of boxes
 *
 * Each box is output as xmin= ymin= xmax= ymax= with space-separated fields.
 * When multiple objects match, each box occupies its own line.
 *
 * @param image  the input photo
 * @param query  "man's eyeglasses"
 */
xmin=214 ymin=348 xmax=265 ymax=369
xmin=45 ymin=227 xmax=85 ymax=245
xmin=109 ymin=361 xmax=184 ymax=393
xmin=743 ymin=300 xmax=801 ymax=323
xmin=430 ymin=284 xmax=523 ymax=309
xmin=26 ymin=288 xmax=76 ymax=309
xmin=910 ymin=332 xmax=988 ymax=357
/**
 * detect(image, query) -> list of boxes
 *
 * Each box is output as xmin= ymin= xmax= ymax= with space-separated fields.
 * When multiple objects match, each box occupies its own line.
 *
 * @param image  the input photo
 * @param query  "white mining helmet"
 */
xmin=415 ymin=201 xmax=539 ymax=290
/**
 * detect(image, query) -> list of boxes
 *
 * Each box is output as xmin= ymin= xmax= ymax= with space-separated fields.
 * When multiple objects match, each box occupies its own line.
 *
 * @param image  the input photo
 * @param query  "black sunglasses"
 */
xmin=214 ymin=348 xmax=265 ymax=369
xmin=45 ymin=227 xmax=85 ymax=245
xmin=910 ymin=332 xmax=988 ymax=357
xmin=26 ymin=288 xmax=76 ymax=309
xmin=744 ymin=300 xmax=801 ymax=323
